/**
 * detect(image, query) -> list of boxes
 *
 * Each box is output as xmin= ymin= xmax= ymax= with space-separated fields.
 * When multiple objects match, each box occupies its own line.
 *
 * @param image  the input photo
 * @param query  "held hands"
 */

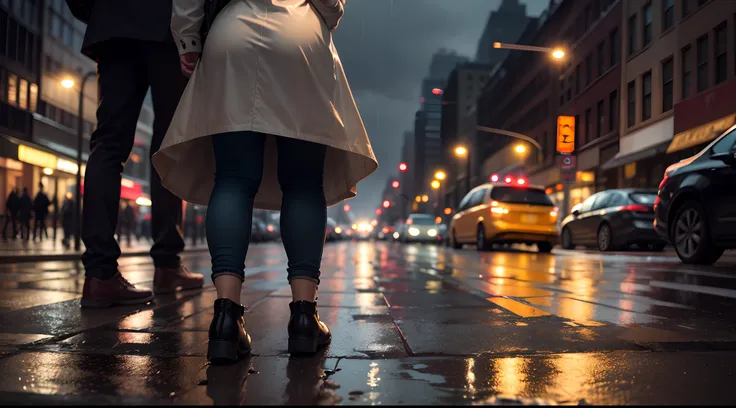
xmin=180 ymin=52 xmax=201 ymax=78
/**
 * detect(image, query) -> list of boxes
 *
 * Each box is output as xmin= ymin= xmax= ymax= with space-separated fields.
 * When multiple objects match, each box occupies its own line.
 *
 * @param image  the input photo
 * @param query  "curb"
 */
xmin=0 ymin=247 xmax=210 ymax=264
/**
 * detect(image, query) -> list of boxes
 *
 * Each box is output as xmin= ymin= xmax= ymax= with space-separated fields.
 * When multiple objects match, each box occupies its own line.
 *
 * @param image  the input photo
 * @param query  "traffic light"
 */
xmin=382 ymin=200 xmax=391 ymax=208
xmin=392 ymin=180 xmax=400 ymax=188
xmin=375 ymin=208 xmax=382 ymax=216
xmin=399 ymin=162 xmax=408 ymax=172
xmin=343 ymin=204 xmax=350 ymax=212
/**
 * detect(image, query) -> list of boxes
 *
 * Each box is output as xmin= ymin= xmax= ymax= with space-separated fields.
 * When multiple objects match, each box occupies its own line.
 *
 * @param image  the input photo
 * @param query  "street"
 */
xmin=0 ymin=241 xmax=735 ymax=405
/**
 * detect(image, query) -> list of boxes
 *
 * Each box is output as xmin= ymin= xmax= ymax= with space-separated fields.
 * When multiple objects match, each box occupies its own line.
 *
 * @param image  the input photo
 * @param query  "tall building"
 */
xmin=601 ymin=0 xmax=736 ymax=189
xmin=0 ymin=0 xmax=43 ymax=212
xmin=475 ymin=0 xmax=530 ymax=65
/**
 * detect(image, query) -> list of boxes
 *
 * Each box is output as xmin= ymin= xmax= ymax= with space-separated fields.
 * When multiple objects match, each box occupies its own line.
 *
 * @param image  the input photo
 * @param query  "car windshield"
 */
xmin=490 ymin=187 xmax=554 ymax=206
xmin=630 ymin=193 xmax=657 ymax=205
xmin=409 ymin=216 xmax=436 ymax=225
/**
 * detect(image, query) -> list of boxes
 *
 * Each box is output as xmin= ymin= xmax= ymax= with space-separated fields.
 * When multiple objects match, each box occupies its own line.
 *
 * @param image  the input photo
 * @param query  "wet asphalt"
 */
xmin=0 ymin=241 xmax=735 ymax=405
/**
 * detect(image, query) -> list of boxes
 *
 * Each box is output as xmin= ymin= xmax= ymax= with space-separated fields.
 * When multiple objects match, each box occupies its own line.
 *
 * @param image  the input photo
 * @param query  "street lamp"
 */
xmin=431 ymin=180 xmax=440 ymax=190
xmin=62 ymin=71 xmax=96 ymax=251
xmin=454 ymin=144 xmax=472 ymax=196
xmin=515 ymin=144 xmax=527 ymax=154
xmin=392 ymin=180 xmax=400 ymax=188
xmin=551 ymin=48 xmax=565 ymax=60
xmin=434 ymin=170 xmax=446 ymax=181
xmin=421 ymin=194 xmax=429 ymax=203
xmin=493 ymin=42 xmax=566 ymax=61
xmin=454 ymin=145 xmax=468 ymax=157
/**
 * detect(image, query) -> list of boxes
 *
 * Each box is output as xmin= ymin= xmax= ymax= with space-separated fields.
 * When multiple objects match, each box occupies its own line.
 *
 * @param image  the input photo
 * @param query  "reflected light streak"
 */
xmin=496 ymin=357 xmax=524 ymax=397
xmin=367 ymin=361 xmax=381 ymax=388
xmin=465 ymin=358 xmax=476 ymax=395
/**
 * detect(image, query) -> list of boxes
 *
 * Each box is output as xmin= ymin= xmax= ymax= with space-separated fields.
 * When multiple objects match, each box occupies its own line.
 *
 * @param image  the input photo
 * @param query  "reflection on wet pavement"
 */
xmin=0 ymin=242 xmax=735 ymax=404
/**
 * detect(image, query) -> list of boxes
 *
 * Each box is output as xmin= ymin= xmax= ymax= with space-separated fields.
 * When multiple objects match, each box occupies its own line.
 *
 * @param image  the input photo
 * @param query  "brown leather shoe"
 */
xmin=153 ymin=265 xmax=205 ymax=294
xmin=80 ymin=273 xmax=154 ymax=308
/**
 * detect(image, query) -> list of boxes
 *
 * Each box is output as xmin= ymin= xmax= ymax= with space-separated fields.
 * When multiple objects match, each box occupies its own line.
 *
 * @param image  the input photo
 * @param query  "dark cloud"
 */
xmin=332 ymin=0 xmax=546 ymax=217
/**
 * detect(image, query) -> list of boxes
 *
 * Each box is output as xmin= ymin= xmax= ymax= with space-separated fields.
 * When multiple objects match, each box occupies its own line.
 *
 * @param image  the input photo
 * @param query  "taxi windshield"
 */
xmin=490 ymin=186 xmax=554 ymax=206
xmin=409 ymin=215 xmax=436 ymax=225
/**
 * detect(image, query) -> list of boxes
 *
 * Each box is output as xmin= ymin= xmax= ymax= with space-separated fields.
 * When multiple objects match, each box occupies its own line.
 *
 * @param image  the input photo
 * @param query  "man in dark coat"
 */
xmin=2 ymin=189 xmax=20 ymax=240
xmin=32 ymin=183 xmax=51 ymax=241
xmin=18 ymin=188 xmax=32 ymax=241
xmin=77 ymin=0 xmax=203 ymax=308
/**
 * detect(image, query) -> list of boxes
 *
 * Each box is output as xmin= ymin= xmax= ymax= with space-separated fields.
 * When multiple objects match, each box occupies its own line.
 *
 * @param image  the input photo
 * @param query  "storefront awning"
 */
xmin=666 ymin=114 xmax=736 ymax=154
xmin=601 ymin=140 xmax=669 ymax=171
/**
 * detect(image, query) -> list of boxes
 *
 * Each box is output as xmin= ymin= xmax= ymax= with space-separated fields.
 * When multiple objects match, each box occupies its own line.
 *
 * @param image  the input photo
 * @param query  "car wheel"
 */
xmin=477 ymin=224 xmax=491 ymax=252
xmin=451 ymin=230 xmax=462 ymax=249
xmin=561 ymin=227 xmax=574 ymax=250
xmin=597 ymin=223 xmax=614 ymax=252
xmin=537 ymin=242 xmax=553 ymax=253
xmin=672 ymin=201 xmax=724 ymax=265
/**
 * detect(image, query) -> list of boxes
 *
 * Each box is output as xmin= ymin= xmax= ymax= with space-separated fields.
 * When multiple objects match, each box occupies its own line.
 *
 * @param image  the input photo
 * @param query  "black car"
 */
xmin=654 ymin=125 xmax=736 ymax=265
xmin=560 ymin=188 xmax=666 ymax=252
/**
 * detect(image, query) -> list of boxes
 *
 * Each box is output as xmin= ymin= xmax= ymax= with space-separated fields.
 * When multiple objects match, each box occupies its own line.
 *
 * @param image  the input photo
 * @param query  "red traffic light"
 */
xmin=399 ymin=163 xmax=408 ymax=172
xmin=343 ymin=204 xmax=350 ymax=212
xmin=375 ymin=208 xmax=382 ymax=216
xmin=431 ymin=88 xmax=443 ymax=95
xmin=392 ymin=180 xmax=400 ymax=188
xmin=382 ymin=200 xmax=391 ymax=209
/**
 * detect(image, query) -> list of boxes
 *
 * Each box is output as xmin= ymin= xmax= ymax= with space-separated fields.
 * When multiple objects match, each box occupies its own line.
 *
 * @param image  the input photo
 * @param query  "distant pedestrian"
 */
xmin=32 ymin=183 xmax=51 ymax=241
xmin=61 ymin=192 xmax=74 ymax=248
xmin=2 ymin=189 xmax=20 ymax=240
xmin=117 ymin=201 xmax=135 ymax=245
xmin=18 ymin=188 xmax=32 ymax=240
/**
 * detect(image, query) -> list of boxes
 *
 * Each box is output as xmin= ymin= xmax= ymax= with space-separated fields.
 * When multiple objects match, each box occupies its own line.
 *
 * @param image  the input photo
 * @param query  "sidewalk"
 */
xmin=0 ymin=230 xmax=208 ymax=263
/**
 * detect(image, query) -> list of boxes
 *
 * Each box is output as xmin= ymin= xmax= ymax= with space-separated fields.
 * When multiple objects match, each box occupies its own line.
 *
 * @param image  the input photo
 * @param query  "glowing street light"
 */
xmin=343 ymin=204 xmax=351 ymax=212
xmin=515 ymin=144 xmax=527 ymax=154
xmin=399 ymin=162 xmax=408 ymax=172
xmin=551 ymin=48 xmax=565 ymax=60
xmin=392 ymin=180 xmax=400 ymax=188
xmin=415 ymin=195 xmax=421 ymax=202
xmin=444 ymin=207 xmax=452 ymax=215
xmin=434 ymin=170 xmax=446 ymax=181
xmin=382 ymin=200 xmax=391 ymax=208
xmin=375 ymin=208 xmax=382 ymax=216
xmin=454 ymin=145 xmax=468 ymax=157
xmin=61 ymin=78 xmax=75 ymax=89
xmin=431 ymin=180 xmax=441 ymax=190
xmin=421 ymin=194 xmax=429 ymax=203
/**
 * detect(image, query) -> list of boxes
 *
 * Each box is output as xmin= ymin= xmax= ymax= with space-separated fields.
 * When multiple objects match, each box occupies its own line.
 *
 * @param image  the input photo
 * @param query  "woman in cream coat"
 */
xmin=154 ymin=0 xmax=377 ymax=362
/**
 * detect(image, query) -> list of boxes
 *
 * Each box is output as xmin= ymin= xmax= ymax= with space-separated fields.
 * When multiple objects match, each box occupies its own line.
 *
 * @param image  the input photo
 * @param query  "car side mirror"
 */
xmin=712 ymin=151 xmax=736 ymax=166
xmin=571 ymin=209 xmax=580 ymax=216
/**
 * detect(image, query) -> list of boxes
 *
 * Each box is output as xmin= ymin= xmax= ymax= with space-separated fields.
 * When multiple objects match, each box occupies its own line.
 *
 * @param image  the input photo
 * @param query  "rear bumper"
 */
xmin=619 ymin=225 xmax=665 ymax=245
xmin=491 ymin=231 xmax=559 ymax=245
xmin=487 ymin=220 xmax=558 ymax=244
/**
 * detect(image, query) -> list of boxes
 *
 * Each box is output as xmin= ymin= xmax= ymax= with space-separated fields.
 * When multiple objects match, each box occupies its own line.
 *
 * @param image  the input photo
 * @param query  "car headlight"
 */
xmin=408 ymin=227 xmax=420 ymax=237
xmin=393 ymin=232 xmax=400 ymax=239
xmin=427 ymin=228 xmax=437 ymax=237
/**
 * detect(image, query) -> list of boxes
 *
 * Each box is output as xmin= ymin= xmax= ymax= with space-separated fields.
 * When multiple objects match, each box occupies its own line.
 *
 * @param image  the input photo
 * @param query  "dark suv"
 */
xmin=654 ymin=125 xmax=736 ymax=265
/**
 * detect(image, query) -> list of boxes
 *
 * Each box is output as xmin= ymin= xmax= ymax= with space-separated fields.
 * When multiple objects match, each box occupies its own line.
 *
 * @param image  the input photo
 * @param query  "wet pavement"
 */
xmin=1 ymin=241 xmax=735 ymax=405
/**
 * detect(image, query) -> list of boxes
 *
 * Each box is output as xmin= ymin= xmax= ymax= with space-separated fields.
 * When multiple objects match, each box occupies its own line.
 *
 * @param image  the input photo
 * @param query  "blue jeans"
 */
xmin=207 ymin=131 xmax=327 ymax=284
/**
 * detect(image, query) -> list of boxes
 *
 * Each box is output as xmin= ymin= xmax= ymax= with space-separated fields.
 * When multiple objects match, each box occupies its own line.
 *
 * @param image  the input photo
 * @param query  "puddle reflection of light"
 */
xmin=496 ymin=357 xmax=524 ymax=396
xmin=552 ymin=353 xmax=601 ymax=398
xmin=465 ymin=358 xmax=476 ymax=394
xmin=367 ymin=361 xmax=380 ymax=388
xmin=491 ymin=266 xmax=507 ymax=277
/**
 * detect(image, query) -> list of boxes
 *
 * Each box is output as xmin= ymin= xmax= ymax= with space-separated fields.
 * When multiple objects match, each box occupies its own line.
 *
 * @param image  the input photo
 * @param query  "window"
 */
xmin=609 ymin=90 xmax=618 ymax=131
xmin=682 ymin=45 xmax=691 ymax=98
xmin=490 ymin=187 xmax=554 ymax=206
xmin=682 ymin=0 xmax=690 ymax=18
xmin=585 ymin=54 xmax=593 ymax=86
xmin=469 ymin=189 xmax=488 ymax=207
xmin=592 ymin=192 xmax=613 ymax=210
xmin=630 ymin=193 xmax=658 ymax=205
xmin=29 ymin=83 xmax=38 ymax=112
xmin=628 ymin=14 xmax=638 ymax=56
xmin=610 ymin=28 xmax=620 ymax=67
xmin=18 ymin=79 xmax=27 ymax=110
xmin=580 ymin=194 xmax=598 ymax=213
xmin=596 ymin=99 xmax=604 ymax=139
xmin=627 ymin=80 xmax=636 ymax=127
xmin=585 ymin=108 xmax=592 ymax=144
xmin=696 ymin=35 xmax=709 ymax=92
xmin=711 ymin=129 xmax=736 ymax=154
xmin=574 ymin=64 xmax=581 ymax=94
xmin=50 ymin=11 xmax=61 ymax=38
xmin=597 ymin=41 xmax=605 ymax=76
xmin=715 ymin=23 xmax=727 ymax=84
xmin=662 ymin=58 xmax=674 ymax=112
xmin=642 ymin=71 xmax=652 ymax=121
xmin=642 ymin=3 xmax=653 ymax=46
xmin=7 ymin=73 xmax=17 ymax=105
xmin=663 ymin=0 xmax=674 ymax=31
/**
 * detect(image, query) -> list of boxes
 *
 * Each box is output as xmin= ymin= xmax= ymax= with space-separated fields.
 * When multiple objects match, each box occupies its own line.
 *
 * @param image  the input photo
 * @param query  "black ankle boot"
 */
xmin=288 ymin=300 xmax=331 ymax=354
xmin=208 ymin=298 xmax=252 ymax=364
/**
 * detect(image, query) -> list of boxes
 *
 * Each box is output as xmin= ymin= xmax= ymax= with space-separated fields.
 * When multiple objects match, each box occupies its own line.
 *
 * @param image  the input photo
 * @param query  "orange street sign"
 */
xmin=556 ymin=116 xmax=575 ymax=154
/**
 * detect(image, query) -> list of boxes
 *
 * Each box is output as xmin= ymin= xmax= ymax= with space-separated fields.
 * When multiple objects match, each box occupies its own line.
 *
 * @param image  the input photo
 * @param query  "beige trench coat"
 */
xmin=152 ymin=0 xmax=378 ymax=210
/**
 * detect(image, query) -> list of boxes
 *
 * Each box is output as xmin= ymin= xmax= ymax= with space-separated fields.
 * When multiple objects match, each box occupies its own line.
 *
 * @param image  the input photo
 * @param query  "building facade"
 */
xmin=475 ymin=0 xmax=530 ymax=66
xmin=602 ymin=0 xmax=736 ymax=187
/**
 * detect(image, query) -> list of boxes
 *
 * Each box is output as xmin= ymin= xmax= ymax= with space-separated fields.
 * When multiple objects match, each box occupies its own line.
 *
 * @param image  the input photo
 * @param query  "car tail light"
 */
xmin=550 ymin=207 xmax=559 ymax=218
xmin=504 ymin=176 xmax=513 ymax=183
xmin=406 ymin=218 xmax=413 ymax=225
xmin=491 ymin=206 xmax=509 ymax=215
xmin=491 ymin=174 xmax=499 ymax=182
xmin=517 ymin=178 xmax=526 ymax=185
xmin=621 ymin=204 xmax=651 ymax=212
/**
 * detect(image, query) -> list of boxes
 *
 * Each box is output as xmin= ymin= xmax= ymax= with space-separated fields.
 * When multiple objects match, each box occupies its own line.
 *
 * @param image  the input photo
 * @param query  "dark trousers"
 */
xmin=82 ymin=39 xmax=186 ymax=279
xmin=2 ymin=214 xmax=17 ymax=239
xmin=19 ymin=217 xmax=31 ymax=240
xmin=207 ymin=131 xmax=327 ymax=284
xmin=33 ymin=215 xmax=48 ymax=241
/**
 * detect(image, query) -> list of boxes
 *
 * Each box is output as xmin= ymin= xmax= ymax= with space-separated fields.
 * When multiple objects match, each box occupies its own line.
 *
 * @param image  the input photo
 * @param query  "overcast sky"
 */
xmin=333 ymin=0 xmax=547 ymax=218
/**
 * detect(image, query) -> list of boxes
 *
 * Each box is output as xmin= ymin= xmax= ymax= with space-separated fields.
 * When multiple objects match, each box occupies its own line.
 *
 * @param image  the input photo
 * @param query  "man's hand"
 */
xmin=180 ymin=52 xmax=201 ymax=78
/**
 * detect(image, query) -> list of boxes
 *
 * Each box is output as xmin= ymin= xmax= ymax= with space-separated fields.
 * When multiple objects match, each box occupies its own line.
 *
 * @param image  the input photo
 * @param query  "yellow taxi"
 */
xmin=449 ymin=176 xmax=559 ymax=252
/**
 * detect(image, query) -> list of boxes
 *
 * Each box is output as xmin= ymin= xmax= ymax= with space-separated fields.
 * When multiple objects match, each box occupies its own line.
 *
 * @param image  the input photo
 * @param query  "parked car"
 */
xmin=251 ymin=218 xmax=268 ymax=242
xmin=449 ymin=178 xmax=558 ymax=252
xmin=654 ymin=125 xmax=736 ymax=265
xmin=560 ymin=189 xmax=666 ymax=252
xmin=326 ymin=217 xmax=338 ymax=242
xmin=401 ymin=213 xmax=441 ymax=244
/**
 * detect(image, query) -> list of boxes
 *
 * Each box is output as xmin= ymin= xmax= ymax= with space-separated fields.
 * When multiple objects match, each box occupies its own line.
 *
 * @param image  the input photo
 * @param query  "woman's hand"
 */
xmin=180 ymin=52 xmax=201 ymax=78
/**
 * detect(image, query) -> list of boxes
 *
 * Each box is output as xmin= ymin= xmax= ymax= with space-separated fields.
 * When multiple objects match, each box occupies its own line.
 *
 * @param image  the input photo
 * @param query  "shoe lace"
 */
xmin=117 ymin=275 xmax=135 ymax=288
